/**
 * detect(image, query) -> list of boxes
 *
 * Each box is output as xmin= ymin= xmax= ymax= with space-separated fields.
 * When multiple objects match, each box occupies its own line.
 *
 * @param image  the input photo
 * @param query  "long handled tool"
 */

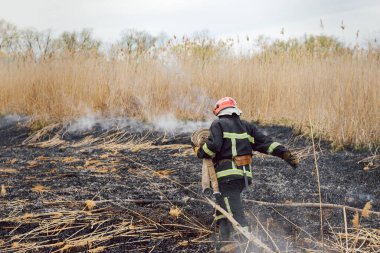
xmin=242 ymin=165 xmax=249 ymax=189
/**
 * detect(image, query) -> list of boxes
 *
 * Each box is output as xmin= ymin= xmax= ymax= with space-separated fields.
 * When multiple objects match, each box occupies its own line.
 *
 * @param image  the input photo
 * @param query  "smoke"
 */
xmin=0 ymin=115 xmax=29 ymax=127
xmin=65 ymin=112 xmax=211 ymax=134
xmin=152 ymin=113 xmax=212 ymax=133
xmin=0 ymin=111 xmax=213 ymax=134
xmin=155 ymin=53 xmax=217 ymax=121
xmin=67 ymin=114 xmax=98 ymax=132
xmin=157 ymin=51 xmax=184 ymax=76
xmin=66 ymin=113 xmax=148 ymax=132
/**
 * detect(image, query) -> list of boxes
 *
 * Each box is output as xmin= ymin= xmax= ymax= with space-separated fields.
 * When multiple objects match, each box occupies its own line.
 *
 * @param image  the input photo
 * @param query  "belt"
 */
xmin=217 ymin=155 xmax=252 ymax=166
xmin=216 ymin=155 xmax=252 ymax=189
xmin=217 ymin=159 xmax=232 ymax=166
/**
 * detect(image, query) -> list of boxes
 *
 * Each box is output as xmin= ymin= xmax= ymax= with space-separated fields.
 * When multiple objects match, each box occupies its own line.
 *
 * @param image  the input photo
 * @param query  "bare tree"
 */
xmin=36 ymin=30 xmax=53 ymax=59
xmin=116 ymin=29 xmax=157 ymax=58
xmin=0 ymin=19 xmax=20 ymax=55
xmin=17 ymin=28 xmax=54 ymax=60
xmin=58 ymin=29 xmax=101 ymax=55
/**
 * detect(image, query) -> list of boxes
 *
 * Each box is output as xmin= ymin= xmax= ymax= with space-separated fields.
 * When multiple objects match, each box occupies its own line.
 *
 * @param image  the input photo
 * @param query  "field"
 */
xmin=0 ymin=25 xmax=379 ymax=252
xmin=0 ymin=117 xmax=379 ymax=252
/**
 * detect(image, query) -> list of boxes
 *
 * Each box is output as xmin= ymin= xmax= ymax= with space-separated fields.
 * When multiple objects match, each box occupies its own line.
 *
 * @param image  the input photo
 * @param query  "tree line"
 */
xmin=0 ymin=19 xmax=378 ymax=62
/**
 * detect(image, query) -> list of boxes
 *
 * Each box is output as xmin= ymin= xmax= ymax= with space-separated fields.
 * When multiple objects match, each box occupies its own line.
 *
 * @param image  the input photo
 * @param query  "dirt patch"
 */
xmin=0 ymin=118 xmax=379 ymax=252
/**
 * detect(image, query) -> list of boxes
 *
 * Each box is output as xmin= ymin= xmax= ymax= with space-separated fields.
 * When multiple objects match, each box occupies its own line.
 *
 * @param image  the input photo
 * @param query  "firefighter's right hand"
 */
xmin=283 ymin=151 xmax=299 ymax=168
xmin=193 ymin=147 xmax=200 ymax=156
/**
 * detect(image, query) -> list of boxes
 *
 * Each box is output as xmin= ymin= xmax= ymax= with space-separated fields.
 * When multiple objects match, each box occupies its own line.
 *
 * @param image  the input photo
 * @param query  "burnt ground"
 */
xmin=0 ymin=117 xmax=379 ymax=252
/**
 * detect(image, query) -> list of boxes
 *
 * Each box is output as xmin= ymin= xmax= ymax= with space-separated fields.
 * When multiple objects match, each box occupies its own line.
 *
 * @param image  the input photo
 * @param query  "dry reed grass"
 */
xmin=31 ymin=184 xmax=49 ymax=193
xmin=324 ymin=200 xmax=379 ymax=253
xmin=85 ymin=200 xmax=96 ymax=211
xmin=0 ymin=48 xmax=379 ymax=148
xmin=316 ymin=227 xmax=380 ymax=253
xmin=0 ymin=203 xmax=209 ymax=253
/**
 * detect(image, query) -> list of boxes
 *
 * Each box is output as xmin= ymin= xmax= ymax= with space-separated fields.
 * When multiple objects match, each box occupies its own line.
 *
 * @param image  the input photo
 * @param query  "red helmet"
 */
xmin=213 ymin=97 xmax=239 ymax=116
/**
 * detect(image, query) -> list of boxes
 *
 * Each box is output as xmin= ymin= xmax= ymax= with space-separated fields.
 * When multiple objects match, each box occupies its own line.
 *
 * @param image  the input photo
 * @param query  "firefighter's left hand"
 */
xmin=283 ymin=151 xmax=299 ymax=168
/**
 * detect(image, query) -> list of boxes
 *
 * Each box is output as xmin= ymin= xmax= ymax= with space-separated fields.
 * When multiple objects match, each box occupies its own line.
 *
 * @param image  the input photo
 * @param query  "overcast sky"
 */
xmin=1 ymin=0 xmax=379 ymax=46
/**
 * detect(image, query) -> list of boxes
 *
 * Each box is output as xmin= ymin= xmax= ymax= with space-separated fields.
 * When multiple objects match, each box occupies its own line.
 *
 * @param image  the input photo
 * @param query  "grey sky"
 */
xmin=0 ymin=0 xmax=379 ymax=45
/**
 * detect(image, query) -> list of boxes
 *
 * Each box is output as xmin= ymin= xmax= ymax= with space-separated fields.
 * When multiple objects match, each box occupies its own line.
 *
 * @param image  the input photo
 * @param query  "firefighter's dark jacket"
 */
xmin=197 ymin=115 xmax=288 ymax=183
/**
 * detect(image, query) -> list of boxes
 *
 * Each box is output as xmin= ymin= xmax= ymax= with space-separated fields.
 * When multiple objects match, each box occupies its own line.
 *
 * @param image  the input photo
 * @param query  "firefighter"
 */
xmin=194 ymin=97 xmax=299 ymax=248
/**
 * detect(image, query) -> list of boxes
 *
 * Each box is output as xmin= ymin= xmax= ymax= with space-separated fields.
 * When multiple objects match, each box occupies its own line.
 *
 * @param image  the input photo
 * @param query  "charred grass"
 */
xmin=0 ymin=120 xmax=379 ymax=252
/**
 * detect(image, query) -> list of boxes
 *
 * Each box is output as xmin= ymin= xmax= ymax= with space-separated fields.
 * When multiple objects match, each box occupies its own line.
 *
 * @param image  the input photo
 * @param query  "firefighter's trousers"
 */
xmin=215 ymin=179 xmax=249 ymax=241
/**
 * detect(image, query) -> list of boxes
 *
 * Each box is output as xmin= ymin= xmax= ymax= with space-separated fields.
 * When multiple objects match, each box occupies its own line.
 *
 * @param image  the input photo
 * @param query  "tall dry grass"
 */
xmin=0 ymin=47 xmax=379 ymax=148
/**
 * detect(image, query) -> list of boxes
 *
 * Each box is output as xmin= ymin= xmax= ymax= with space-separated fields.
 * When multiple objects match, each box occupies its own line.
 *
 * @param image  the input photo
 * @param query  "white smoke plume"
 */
xmin=1 ymin=110 xmax=213 ymax=135
xmin=0 ymin=115 xmax=29 ymax=127
xmin=65 ymin=112 xmax=212 ymax=134
xmin=66 ymin=113 xmax=147 ymax=132
xmin=152 ymin=113 xmax=212 ymax=133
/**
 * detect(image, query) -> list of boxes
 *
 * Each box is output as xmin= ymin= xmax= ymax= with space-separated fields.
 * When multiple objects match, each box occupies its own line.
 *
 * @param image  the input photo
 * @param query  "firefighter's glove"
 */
xmin=193 ymin=147 xmax=200 ymax=156
xmin=283 ymin=151 xmax=299 ymax=168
